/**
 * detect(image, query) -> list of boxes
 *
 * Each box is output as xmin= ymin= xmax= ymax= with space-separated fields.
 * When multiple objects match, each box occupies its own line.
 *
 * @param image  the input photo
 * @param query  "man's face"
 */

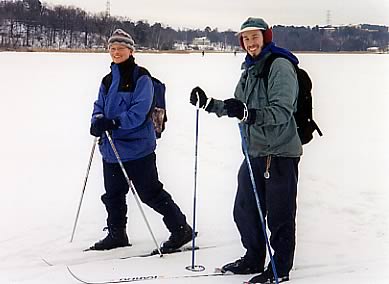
xmin=109 ymin=44 xmax=132 ymax=64
xmin=242 ymin=30 xmax=264 ymax=57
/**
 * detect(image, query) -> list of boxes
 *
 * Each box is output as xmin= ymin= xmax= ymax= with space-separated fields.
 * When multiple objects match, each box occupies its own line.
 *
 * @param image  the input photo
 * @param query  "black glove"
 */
xmin=224 ymin=99 xmax=257 ymax=123
xmin=224 ymin=98 xmax=246 ymax=120
xmin=190 ymin=86 xmax=210 ymax=109
xmin=90 ymin=117 xmax=120 ymax=137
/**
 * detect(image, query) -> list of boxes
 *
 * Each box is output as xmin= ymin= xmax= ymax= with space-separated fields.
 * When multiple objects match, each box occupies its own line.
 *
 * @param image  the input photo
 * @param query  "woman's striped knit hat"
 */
xmin=108 ymin=29 xmax=135 ymax=51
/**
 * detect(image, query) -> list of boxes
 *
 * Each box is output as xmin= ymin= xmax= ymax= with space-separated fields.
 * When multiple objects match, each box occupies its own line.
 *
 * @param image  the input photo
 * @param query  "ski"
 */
xmin=120 ymin=244 xmax=205 ymax=259
xmin=67 ymin=266 xmax=230 ymax=284
xmin=42 ymin=243 xmax=214 ymax=267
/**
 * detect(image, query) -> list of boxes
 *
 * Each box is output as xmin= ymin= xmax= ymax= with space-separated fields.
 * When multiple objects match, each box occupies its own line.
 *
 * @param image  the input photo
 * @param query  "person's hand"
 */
xmin=90 ymin=116 xmax=120 ymax=137
xmin=224 ymin=98 xmax=246 ymax=120
xmin=190 ymin=86 xmax=208 ymax=108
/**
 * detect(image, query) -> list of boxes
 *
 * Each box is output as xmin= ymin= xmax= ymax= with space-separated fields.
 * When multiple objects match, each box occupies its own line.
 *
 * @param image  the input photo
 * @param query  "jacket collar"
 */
xmin=243 ymin=42 xmax=299 ymax=70
xmin=110 ymin=55 xmax=136 ymax=74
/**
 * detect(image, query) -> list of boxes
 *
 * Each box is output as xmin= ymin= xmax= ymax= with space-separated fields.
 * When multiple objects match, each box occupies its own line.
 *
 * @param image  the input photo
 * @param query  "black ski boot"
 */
xmin=160 ymin=224 xmax=193 ymax=253
xmin=88 ymin=227 xmax=130 ymax=251
xmin=221 ymin=256 xmax=263 ymax=274
xmin=248 ymin=268 xmax=289 ymax=283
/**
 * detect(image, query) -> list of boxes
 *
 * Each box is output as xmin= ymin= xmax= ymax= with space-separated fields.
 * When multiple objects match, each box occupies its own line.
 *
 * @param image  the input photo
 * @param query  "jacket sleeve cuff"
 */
xmin=112 ymin=118 xmax=121 ymax=129
xmin=242 ymin=108 xmax=256 ymax=124
xmin=204 ymin=98 xmax=214 ymax=112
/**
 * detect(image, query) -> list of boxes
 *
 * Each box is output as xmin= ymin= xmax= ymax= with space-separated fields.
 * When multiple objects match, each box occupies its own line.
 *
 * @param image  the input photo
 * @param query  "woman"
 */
xmin=89 ymin=29 xmax=192 ymax=253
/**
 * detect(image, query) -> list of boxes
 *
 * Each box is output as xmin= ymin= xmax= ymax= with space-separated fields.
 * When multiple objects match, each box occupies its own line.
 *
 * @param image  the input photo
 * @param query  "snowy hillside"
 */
xmin=0 ymin=51 xmax=388 ymax=283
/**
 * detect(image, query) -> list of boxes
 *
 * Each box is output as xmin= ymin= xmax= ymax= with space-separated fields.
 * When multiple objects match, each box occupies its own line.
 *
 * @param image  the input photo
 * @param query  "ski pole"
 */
xmin=186 ymin=106 xmax=205 ymax=272
xmin=70 ymin=136 xmax=98 ymax=243
xmin=105 ymin=131 xmax=162 ymax=257
xmin=238 ymin=123 xmax=279 ymax=284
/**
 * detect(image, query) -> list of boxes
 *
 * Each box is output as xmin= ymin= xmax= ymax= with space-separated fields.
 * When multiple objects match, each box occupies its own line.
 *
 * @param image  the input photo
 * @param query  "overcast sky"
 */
xmin=45 ymin=0 xmax=389 ymax=31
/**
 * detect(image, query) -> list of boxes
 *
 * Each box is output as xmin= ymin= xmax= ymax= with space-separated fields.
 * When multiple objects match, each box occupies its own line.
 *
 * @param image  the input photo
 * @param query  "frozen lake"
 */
xmin=0 ymin=51 xmax=388 ymax=283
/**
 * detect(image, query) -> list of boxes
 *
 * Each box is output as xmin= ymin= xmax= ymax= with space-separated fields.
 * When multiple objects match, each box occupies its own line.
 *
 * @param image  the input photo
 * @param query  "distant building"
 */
xmin=173 ymin=37 xmax=238 ymax=52
xmin=367 ymin=46 xmax=380 ymax=53
xmin=173 ymin=42 xmax=186 ymax=50
xmin=192 ymin=37 xmax=211 ymax=46
xmin=191 ymin=37 xmax=211 ymax=50
xmin=319 ymin=25 xmax=337 ymax=32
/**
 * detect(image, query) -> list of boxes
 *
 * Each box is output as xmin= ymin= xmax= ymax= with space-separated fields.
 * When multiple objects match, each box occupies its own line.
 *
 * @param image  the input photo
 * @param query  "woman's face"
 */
xmin=242 ymin=30 xmax=264 ymax=57
xmin=109 ymin=44 xmax=132 ymax=64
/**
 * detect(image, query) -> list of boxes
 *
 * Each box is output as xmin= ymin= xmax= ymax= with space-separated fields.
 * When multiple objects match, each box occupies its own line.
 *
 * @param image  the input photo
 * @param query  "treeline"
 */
xmin=273 ymin=24 xmax=388 ymax=52
xmin=1 ymin=0 xmax=388 ymax=51
xmin=0 ymin=0 xmax=237 ymax=50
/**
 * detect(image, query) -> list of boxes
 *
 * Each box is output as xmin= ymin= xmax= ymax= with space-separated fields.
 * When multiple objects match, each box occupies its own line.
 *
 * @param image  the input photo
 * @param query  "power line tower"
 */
xmin=326 ymin=10 xmax=332 ymax=26
xmin=106 ymin=0 xmax=111 ymax=18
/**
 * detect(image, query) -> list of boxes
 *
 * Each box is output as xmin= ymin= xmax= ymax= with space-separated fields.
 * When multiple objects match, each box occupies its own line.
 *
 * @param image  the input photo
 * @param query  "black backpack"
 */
xmin=133 ymin=65 xmax=167 ymax=139
xmin=260 ymin=54 xmax=322 ymax=145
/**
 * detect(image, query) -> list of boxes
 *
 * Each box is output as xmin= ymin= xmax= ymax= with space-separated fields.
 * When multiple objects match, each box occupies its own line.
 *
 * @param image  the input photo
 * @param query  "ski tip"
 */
xmin=67 ymin=266 xmax=91 ymax=284
xmin=66 ymin=266 xmax=79 ymax=280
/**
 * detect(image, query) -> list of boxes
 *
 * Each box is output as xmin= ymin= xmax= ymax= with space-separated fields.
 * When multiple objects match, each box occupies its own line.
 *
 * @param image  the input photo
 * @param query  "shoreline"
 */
xmin=0 ymin=47 xmax=387 ymax=55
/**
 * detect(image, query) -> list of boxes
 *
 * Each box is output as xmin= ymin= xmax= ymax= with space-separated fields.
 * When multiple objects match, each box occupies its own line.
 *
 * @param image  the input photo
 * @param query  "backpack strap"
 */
xmin=260 ymin=54 xmax=323 ymax=141
xmin=131 ymin=65 xmax=158 ymax=125
xmin=259 ymin=53 xmax=296 ymax=90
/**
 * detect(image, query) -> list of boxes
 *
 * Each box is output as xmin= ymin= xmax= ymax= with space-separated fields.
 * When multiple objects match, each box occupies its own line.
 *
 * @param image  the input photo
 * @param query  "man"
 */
xmin=89 ymin=29 xmax=192 ymax=253
xmin=190 ymin=17 xmax=302 ymax=283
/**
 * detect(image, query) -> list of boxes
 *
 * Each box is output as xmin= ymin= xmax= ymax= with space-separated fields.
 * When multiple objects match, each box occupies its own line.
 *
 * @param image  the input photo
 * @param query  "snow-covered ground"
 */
xmin=0 ymin=51 xmax=388 ymax=283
